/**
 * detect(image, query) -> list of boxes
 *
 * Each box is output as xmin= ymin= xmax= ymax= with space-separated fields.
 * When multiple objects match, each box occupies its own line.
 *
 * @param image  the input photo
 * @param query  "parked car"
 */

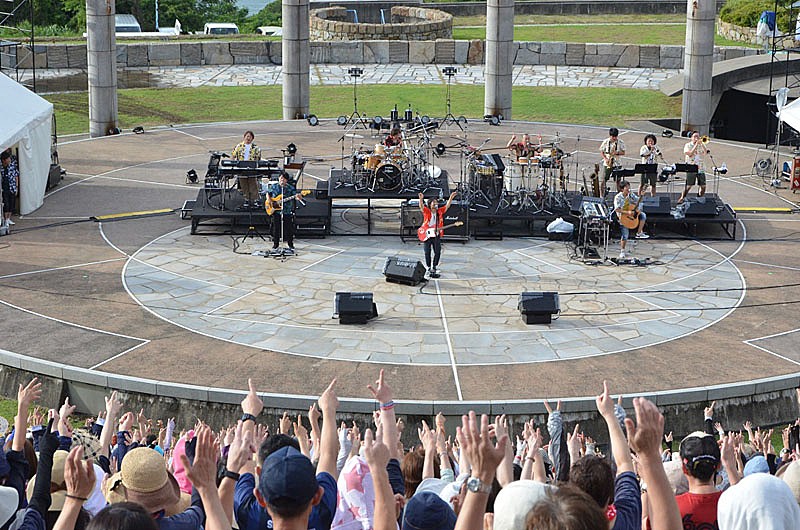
xmin=115 ymin=14 xmax=142 ymax=33
xmin=203 ymin=23 xmax=240 ymax=35
xmin=257 ymin=26 xmax=282 ymax=36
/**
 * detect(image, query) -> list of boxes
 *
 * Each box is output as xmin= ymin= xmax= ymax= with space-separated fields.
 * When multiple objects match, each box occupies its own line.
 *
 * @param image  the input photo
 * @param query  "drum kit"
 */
xmin=343 ymin=132 xmax=442 ymax=194
xmin=458 ymin=135 xmax=573 ymax=214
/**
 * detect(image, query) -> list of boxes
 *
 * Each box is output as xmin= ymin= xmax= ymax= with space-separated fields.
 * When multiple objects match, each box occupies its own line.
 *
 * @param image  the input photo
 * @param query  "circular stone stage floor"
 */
xmin=3 ymin=119 xmax=800 ymax=404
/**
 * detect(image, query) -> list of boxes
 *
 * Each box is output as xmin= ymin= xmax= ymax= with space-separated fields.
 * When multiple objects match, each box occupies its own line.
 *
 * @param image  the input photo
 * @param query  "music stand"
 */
xmin=634 ymin=164 xmax=657 ymax=175
xmin=674 ymin=163 xmax=698 ymax=173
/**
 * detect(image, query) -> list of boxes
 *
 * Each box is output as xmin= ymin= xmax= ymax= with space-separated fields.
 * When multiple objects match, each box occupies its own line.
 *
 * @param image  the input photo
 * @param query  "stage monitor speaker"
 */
xmin=442 ymin=203 xmax=469 ymax=240
xmin=384 ymin=257 xmax=426 ymax=286
xmin=335 ymin=292 xmax=378 ymax=324
xmin=518 ymin=292 xmax=560 ymax=325
xmin=685 ymin=197 xmax=717 ymax=216
xmin=641 ymin=196 xmax=670 ymax=215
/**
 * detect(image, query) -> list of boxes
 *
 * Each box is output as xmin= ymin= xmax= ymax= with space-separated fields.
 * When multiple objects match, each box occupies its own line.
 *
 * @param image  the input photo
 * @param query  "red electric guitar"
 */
xmin=417 ymin=221 xmax=464 ymax=242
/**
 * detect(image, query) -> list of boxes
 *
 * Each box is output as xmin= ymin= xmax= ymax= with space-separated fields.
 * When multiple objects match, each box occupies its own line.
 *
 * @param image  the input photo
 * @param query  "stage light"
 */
xmin=337 ymin=116 xmax=348 ymax=126
xmin=484 ymin=115 xmax=501 ymax=126
xmin=373 ymin=115 xmax=383 ymax=126
xmin=107 ymin=127 xmax=121 ymax=135
xmin=132 ymin=126 xmax=145 ymax=134
xmin=443 ymin=66 xmax=457 ymax=76
xmin=348 ymin=67 xmax=363 ymax=77
xmin=420 ymin=115 xmax=431 ymax=125
xmin=307 ymin=114 xmax=319 ymax=126
xmin=186 ymin=169 xmax=198 ymax=183
xmin=458 ymin=116 xmax=468 ymax=125
xmin=661 ymin=129 xmax=673 ymax=138
xmin=435 ymin=143 xmax=446 ymax=155
xmin=286 ymin=143 xmax=297 ymax=155
xmin=715 ymin=163 xmax=728 ymax=175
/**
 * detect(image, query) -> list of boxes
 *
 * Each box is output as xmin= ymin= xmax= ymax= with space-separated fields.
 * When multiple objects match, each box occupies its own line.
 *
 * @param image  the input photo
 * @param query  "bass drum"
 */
xmin=375 ymin=163 xmax=402 ymax=190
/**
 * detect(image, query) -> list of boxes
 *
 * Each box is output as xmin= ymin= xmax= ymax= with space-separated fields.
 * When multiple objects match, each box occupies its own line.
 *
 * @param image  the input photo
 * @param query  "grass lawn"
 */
xmin=452 ymin=25 xmax=751 ymax=47
xmin=45 ymin=85 xmax=682 ymax=135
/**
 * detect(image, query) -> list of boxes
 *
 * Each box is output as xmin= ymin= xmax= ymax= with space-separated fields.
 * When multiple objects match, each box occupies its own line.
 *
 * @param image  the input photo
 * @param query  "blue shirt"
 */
xmin=611 ymin=471 xmax=642 ymax=530
xmin=234 ymin=471 xmax=337 ymax=530
xmin=268 ymin=181 xmax=298 ymax=215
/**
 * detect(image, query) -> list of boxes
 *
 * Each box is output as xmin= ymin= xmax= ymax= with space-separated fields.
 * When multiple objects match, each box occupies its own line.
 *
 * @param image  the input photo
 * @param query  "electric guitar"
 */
xmin=265 ymin=190 xmax=312 ymax=216
xmin=417 ymin=221 xmax=464 ymax=242
xmin=618 ymin=194 xmax=645 ymax=230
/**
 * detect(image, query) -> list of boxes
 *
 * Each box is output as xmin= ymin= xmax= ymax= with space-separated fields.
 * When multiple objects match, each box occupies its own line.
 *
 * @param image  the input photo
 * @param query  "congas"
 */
xmin=518 ymin=157 xmax=529 ymax=166
xmin=504 ymin=163 xmax=524 ymax=191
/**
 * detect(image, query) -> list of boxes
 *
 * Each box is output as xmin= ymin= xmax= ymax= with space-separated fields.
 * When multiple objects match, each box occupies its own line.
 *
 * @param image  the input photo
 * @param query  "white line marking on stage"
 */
xmin=743 ymin=341 xmax=800 ymax=367
xmin=0 ymin=298 xmax=149 ymax=343
xmin=172 ymin=129 xmax=205 ymax=141
xmin=513 ymin=247 xmax=568 ymax=273
xmin=623 ymin=292 xmax=682 ymax=318
xmin=98 ymin=224 xmax=132 ymax=257
xmin=0 ymin=258 xmax=126 ymax=280
xmin=205 ymin=291 xmax=256 ymax=316
xmin=89 ymin=341 xmax=151 ymax=370
xmin=435 ymin=279 xmax=463 ymax=400
xmin=96 ymin=175 xmax=198 ymax=189
xmin=300 ymin=249 xmax=347 ymax=272
xmin=734 ymin=260 xmax=800 ymax=271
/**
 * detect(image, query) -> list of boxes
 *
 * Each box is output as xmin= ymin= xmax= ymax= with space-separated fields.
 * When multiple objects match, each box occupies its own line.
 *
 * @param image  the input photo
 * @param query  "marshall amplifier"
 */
xmin=442 ymin=203 xmax=469 ymax=241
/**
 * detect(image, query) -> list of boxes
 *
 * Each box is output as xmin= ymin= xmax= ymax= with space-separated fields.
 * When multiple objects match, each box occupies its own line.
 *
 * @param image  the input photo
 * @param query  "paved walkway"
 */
xmin=30 ymin=64 xmax=679 ymax=90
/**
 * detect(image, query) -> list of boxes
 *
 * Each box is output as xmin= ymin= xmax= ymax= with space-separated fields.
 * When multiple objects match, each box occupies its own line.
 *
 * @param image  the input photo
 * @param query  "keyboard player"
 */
xmin=231 ymin=130 xmax=262 ymax=209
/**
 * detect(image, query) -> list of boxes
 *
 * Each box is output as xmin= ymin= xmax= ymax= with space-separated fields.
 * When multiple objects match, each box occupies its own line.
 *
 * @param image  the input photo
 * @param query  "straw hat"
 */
xmin=102 ymin=447 xmax=183 ymax=515
xmin=26 ymin=450 xmax=69 ymax=511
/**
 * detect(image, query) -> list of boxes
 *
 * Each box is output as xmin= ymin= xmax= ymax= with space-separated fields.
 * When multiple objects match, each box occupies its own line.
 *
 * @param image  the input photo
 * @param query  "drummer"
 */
xmin=507 ymin=134 xmax=532 ymax=160
xmin=384 ymin=126 xmax=403 ymax=148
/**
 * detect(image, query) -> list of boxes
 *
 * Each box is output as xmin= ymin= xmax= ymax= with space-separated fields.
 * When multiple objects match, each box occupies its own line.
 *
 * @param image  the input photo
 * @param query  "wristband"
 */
xmin=65 ymin=494 xmax=88 ymax=501
xmin=379 ymin=401 xmax=394 ymax=410
xmin=241 ymin=413 xmax=257 ymax=424
xmin=222 ymin=469 xmax=241 ymax=482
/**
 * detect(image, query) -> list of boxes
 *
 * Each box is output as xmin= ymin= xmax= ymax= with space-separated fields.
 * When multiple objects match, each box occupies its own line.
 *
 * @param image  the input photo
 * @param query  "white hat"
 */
xmin=493 ymin=480 xmax=552 ymax=530
xmin=0 ymin=486 xmax=18 ymax=527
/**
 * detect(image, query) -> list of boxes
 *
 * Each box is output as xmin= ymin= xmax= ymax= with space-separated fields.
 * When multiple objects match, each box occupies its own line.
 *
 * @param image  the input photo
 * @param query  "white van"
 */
xmin=256 ymin=26 xmax=282 ymax=36
xmin=115 ymin=14 xmax=142 ymax=33
xmin=203 ymin=23 xmax=240 ymax=35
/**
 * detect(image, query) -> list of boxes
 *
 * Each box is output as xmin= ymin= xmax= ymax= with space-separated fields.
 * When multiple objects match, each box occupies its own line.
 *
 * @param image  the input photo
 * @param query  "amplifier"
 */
xmin=641 ymin=196 xmax=671 ymax=215
xmin=685 ymin=197 xmax=718 ymax=216
xmin=401 ymin=204 xmax=423 ymax=229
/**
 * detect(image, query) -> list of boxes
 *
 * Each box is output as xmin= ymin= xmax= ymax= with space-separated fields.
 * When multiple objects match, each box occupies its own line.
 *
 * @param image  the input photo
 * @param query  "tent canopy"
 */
xmin=0 ymin=73 xmax=53 ymax=215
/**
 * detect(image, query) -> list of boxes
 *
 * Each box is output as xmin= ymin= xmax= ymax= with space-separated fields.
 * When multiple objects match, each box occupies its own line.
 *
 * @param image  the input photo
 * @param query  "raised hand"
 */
xmin=59 ymin=397 xmax=77 ymax=423
xmin=566 ymin=423 xmax=582 ymax=459
xmin=704 ymin=401 xmax=716 ymax=418
xmin=624 ymin=398 xmax=665 ymax=458
xmin=435 ymin=412 xmax=446 ymax=433
xmin=308 ymin=403 xmax=321 ymax=426
xmin=318 ymin=379 xmax=339 ymax=413
xmin=17 ymin=378 xmax=42 ymax=408
xmin=664 ymin=431 xmax=673 ymax=443
xmin=241 ymin=378 xmax=264 ymax=417
xmin=227 ymin=421 xmax=256 ymax=473
xmin=418 ymin=420 xmax=435 ymax=453
xmin=119 ymin=411 xmax=134 ymax=432
xmin=458 ymin=411 xmax=507 ymax=483
xmin=279 ymin=412 xmax=292 ymax=435
xmin=363 ymin=424 xmax=390 ymax=470
xmin=596 ymin=380 xmax=616 ymax=419
xmin=182 ymin=425 xmax=219 ymax=492
xmin=367 ymin=369 xmax=393 ymax=405
xmin=64 ymin=446 xmax=95 ymax=499
xmin=294 ymin=415 xmax=308 ymax=441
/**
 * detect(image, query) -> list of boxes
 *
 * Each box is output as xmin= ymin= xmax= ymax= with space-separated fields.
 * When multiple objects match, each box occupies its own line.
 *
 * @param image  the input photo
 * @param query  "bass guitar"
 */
xmin=265 ymin=190 xmax=312 ymax=216
xmin=417 ymin=221 xmax=464 ymax=242
xmin=618 ymin=194 xmax=645 ymax=230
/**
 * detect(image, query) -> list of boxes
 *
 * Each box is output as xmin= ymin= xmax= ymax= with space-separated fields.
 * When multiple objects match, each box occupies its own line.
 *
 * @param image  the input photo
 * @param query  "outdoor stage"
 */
xmin=2 ymin=119 xmax=799 ymax=417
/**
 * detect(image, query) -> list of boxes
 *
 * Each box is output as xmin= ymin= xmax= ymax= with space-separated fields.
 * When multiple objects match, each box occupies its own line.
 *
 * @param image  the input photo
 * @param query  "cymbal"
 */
xmin=345 ymin=133 xmax=364 ymax=138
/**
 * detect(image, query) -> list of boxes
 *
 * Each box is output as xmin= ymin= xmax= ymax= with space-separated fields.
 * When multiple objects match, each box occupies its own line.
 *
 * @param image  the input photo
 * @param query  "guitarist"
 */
xmin=267 ymin=173 xmax=303 ymax=254
xmin=417 ymin=191 xmax=457 ymax=278
xmin=613 ymin=179 xmax=649 ymax=260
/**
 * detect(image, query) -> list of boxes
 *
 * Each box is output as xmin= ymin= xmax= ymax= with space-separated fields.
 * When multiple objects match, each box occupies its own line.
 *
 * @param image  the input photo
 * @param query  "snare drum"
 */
xmin=374 ymin=144 xmax=386 ymax=156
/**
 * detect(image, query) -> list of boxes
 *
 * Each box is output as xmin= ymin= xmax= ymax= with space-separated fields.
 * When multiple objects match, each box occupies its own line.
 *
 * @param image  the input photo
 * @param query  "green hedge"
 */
xmin=719 ymin=0 xmax=793 ymax=32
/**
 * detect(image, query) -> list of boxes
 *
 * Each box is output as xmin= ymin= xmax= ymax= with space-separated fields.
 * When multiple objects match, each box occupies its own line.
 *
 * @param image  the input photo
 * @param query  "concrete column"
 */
xmin=484 ymin=0 xmax=514 ymax=120
xmin=681 ymin=0 xmax=715 ymax=135
xmin=282 ymin=0 xmax=310 ymax=120
xmin=86 ymin=0 xmax=118 ymax=137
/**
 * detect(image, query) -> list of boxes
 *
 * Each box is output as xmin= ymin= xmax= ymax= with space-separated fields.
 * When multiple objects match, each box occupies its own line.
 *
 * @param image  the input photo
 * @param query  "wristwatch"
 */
xmin=222 ymin=469 xmax=241 ymax=482
xmin=466 ymin=476 xmax=492 ymax=495
xmin=241 ymin=413 xmax=257 ymax=424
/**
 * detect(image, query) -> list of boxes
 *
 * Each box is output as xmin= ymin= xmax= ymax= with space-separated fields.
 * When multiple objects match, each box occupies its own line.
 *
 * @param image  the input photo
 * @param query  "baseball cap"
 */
xmin=680 ymin=431 xmax=720 ymax=469
xmin=259 ymin=446 xmax=318 ymax=507
xmin=402 ymin=491 xmax=457 ymax=530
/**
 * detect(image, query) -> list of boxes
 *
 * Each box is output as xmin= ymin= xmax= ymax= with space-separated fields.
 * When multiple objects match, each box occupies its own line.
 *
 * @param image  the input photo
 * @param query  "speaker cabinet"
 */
xmin=518 ymin=292 xmax=560 ymax=325
xmin=401 ymin=204 xmax=423 ymax=229
xmin=442 ymin=203 xmax=469 ymax=240
xmin=384 ymin=257 xmax=426 ymax=286
xmin=685 ymin=197 xmax=717 ymax=216
xmin=335 ymin=292 xmax=378 ymax=324
xmin=641 ymin=196 xmax=670 ymax=215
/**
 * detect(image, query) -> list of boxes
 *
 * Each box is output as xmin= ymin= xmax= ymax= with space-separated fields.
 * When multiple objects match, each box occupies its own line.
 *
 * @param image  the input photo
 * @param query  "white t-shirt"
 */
xmin=243 ymin=144 xmax=252 ymax=160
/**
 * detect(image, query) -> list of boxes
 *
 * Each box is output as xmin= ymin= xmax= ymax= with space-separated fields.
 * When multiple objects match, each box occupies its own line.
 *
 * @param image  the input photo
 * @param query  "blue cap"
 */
xmin=743 ymin=454 xmax=770 ymax=476
xmin=403 ymin=491 xmax=457 ymax=530
xmin=259 ymin=446 xmax=318 ymax=506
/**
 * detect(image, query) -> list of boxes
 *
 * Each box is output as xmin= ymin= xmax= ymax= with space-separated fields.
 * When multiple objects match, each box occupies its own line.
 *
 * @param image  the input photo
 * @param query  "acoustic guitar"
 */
xmin=618 ymin=194 xmax=645 ymax=230
xmin=265 ymin=190 xmax=312 ymax=216
xmin=417 ymin=221 xmax=464 ymax=242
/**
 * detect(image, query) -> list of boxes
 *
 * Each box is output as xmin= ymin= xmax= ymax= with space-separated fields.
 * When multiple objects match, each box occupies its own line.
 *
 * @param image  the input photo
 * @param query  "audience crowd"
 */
xmin=1 ymin=373 xmax=799 ymax=530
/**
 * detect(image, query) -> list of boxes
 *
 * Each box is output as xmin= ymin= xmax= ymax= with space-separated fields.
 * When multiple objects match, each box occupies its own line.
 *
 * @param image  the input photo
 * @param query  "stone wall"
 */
xmin=717 ymin=19 xmax=795 ymax=49
xmin=25 ymin=40 xmax=758 ymax=69
xmin=309 ymin=6 xmax=452 ymax=41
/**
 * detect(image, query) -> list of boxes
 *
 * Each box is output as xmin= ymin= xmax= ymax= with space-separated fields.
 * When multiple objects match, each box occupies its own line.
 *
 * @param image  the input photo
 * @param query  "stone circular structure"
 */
xmin=310 ymin=6 xmax=453 ymax=41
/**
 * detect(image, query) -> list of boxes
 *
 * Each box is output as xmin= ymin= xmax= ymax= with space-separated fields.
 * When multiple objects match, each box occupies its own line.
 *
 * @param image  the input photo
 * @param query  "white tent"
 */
xmin=0 ymin=73 xmax=53 ymax=215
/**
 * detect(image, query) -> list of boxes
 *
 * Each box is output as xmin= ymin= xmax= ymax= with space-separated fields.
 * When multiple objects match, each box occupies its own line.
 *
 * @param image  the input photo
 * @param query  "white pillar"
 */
xmin=681 ymin=0 xmax=715 ymax=135
xmin=86 ymin=0 xmax=118 ymax=137
xmin=282 ymin=0 xmax=310 ymax=120
xmin=484 ymin=0 xmax=514 ymax=120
